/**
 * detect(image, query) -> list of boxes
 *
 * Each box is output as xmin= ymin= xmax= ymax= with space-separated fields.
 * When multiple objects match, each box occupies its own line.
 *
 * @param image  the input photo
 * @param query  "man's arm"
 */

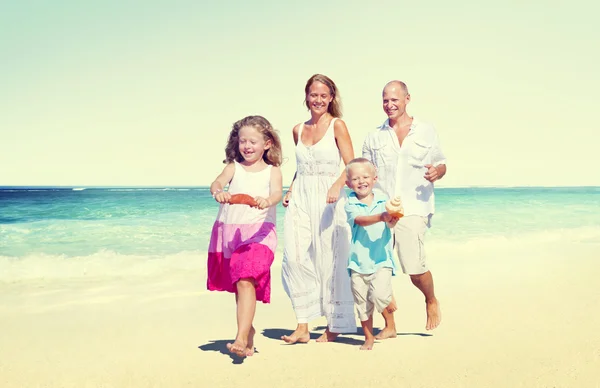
xmin=425 ymin=126 xmax=447 ymax=183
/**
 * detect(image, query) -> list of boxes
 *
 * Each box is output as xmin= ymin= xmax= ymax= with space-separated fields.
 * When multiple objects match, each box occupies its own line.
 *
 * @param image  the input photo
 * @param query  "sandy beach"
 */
xmin=1 ymin=238 xmax=599 ymax=388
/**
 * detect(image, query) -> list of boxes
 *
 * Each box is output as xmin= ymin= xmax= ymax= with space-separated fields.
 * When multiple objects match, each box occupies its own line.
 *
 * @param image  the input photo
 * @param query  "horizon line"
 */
xmin=1 ymin=185 xmax=599 ymax=190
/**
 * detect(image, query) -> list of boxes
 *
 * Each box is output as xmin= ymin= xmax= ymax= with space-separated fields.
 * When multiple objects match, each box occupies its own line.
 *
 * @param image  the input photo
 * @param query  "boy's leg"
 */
xmin=360 ymin=315 xmax=375 ymax=350
xmin=377 ymin=300 xmax=397 ymax=339
xmin=372 ymin=268 xmax=396 ymax=339
xmin=350 ymin=271 xmax=375 ymax=349
xmin=227 ymin=278 xmax=257 ymax=357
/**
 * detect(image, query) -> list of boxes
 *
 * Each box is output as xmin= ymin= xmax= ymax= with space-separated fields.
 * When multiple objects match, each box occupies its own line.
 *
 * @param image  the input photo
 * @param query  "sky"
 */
xmin=1 ymin=0 xmax=598 ymax=187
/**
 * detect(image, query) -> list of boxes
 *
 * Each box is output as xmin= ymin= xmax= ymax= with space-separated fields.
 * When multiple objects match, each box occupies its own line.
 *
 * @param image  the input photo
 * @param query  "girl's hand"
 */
xmin=254 ymin=196 xmax=271 ymax=209
xmin=214 ymin=191 xmax=231 ymax=204
xmin=326 ymin=183 xmax=342 ymax=204
xmin=282 ymin=191 xmax=292 ymax=207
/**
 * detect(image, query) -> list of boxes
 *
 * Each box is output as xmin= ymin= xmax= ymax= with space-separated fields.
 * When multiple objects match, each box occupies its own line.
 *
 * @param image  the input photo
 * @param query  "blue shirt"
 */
xmin=345 ymin=190 xmax=396 ymax=275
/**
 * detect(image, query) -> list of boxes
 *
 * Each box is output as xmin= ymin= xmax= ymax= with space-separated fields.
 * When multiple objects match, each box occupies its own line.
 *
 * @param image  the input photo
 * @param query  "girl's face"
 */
xmin=238 ymin=125 xmax=271 ymax=164
xmin=306 ymin=81 xmax=333 ymax=115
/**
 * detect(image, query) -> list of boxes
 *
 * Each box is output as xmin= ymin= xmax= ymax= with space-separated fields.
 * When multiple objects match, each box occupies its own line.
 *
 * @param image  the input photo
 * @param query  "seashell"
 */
xmin=385 ymin=196 xmax=404 ymax=217
xmin=229 ymin=193 xmax=258 ymax=207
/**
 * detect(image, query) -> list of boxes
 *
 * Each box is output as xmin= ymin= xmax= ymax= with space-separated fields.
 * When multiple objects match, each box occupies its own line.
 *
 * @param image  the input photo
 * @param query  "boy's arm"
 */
xmin=353 ymin=212 xmax=392 ymax=227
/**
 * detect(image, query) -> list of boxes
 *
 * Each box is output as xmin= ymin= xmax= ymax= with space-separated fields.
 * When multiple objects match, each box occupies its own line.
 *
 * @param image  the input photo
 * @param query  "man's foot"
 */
xmin=281 ymin=328 xmax=310 ymax=344
xmin=226 ymin=337 xmax=247 ymax=357
xmin=316 ymin=328 xmax=339 ymax=343
xmin=245 ymin=326 xmax=256 ymax=356
xmin=426 ymin=299 xmax=441 ymax=330
xmin=360 ymin=338 xmax=375 ymax=350
xmin=374 ymin=327 xmax=397 ymax=340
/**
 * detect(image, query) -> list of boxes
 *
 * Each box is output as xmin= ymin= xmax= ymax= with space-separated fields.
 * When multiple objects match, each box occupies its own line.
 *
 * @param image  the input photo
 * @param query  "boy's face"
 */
xmin=346 ymin=163 xmax=377 ymax=199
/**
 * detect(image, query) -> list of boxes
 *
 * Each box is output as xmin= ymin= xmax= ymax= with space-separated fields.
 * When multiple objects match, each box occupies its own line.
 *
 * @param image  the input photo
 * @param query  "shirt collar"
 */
xmin=348 ymin=189 xmax=387 ymax=206
xmin=377 ymin=117 xmax=421 ymax=131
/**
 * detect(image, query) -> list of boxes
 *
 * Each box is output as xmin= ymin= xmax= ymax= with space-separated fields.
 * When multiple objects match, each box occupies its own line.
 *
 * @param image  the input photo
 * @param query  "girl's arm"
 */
xmin=210 ymin=163 xmax=235 ymax=203
xmin=255 ymin=166 xmax=283 ymax=209
xmin=283 ymin=124 xmax=300 ymax=207
xmin=326 ymin=119 xmax=354 ymax=203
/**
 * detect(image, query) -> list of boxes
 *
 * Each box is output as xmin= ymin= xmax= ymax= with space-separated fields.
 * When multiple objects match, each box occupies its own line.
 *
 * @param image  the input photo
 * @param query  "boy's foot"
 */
xmin=226 ymin=337 xmax=247 ymax=357
xmin=245 ymin=326 xmax=256 ymax=357
xmin=316 ymin=328 xmax=339 ymax=342
xmin=374 ymin=327 xmax=397 ymax=340
xmin=426 ymin=299 xmax=441 ymax=330
xmin=360 ymin=338 xmax=375 ymax=350
xmin=281 ymin=328 xmax=310 ymax=344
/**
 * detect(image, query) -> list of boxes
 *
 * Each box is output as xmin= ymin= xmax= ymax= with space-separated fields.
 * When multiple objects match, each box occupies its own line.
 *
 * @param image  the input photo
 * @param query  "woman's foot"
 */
xmin=316 ymin=328 xmax=339 ymax=342
xmin=281 ymin=326 xmax=310 ymax=344
xmin=245 ymin=326 xmax=256 ymax=356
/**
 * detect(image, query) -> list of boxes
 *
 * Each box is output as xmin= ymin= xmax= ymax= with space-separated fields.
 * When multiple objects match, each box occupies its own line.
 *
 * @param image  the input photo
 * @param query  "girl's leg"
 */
xmin=226 ymin=278 xmax=257 ymax=357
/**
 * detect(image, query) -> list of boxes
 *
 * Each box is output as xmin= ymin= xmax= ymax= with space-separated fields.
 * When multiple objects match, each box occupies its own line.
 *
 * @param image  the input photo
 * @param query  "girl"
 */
xmin=207 ymin=115 xmax=283 ymax=357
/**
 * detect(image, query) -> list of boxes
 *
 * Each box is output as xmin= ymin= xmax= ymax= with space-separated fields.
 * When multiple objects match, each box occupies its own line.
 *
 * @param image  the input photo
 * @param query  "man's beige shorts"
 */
xmin=350 ymin=268 xmax=393 ymax=322
xmin=393 ymin=215 xmax=429 ymax=275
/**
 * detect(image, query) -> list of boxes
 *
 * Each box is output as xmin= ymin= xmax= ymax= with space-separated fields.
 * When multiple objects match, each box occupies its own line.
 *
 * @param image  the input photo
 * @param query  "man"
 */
xmin=362 ymin=80 xmax=447 ymax=332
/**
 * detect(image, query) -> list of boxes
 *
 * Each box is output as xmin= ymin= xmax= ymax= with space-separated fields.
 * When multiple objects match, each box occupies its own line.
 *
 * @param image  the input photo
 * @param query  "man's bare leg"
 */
xmin=410 ymin=271 xmax=441 ymax=330
xmin=281 ymin=323 xmax=311 ymax=344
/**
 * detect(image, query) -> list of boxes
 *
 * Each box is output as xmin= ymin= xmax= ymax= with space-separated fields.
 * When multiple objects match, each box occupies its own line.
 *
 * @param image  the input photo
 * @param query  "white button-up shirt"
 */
xmin=362 ymin=117 xmax=447 ymax=218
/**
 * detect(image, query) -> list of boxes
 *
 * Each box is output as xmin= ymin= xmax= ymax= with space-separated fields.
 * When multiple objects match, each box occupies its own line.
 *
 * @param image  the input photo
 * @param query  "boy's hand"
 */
xmin=386 ymin=215 xmax=400 ymax=228
xmin=214 ymin=191 xmax=231 ymax=204
xmin=254 ymin=196 xmax=271 ymax=209
xmin=381 ymin=211 xmax=392 ymax=223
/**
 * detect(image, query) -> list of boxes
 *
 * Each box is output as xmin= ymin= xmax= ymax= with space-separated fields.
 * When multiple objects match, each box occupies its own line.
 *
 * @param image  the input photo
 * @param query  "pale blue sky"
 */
xmin=1 ymin=0 xmax=598 ymax=187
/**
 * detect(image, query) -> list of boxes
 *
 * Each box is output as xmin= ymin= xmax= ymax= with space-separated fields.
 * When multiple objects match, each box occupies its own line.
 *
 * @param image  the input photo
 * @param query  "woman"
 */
xmin=281 ymin=74 xmax=356 ymax=343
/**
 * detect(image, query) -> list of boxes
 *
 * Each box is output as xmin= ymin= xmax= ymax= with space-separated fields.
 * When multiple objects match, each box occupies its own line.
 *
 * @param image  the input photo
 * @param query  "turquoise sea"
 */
xmin=1 ymin=186 xmax=599 ymax=280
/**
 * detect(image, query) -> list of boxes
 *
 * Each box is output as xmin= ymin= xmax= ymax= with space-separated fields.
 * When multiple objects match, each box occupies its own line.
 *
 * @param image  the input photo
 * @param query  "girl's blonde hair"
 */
xmin=304 ymin=74 xmax=343 ymax=118
xmin=223 ymin=115 xmax=283 ymax=166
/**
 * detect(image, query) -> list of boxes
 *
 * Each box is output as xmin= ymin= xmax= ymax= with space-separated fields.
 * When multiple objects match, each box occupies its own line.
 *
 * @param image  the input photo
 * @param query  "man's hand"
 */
xmin=424 ymin=164 xmax=440 ymax=182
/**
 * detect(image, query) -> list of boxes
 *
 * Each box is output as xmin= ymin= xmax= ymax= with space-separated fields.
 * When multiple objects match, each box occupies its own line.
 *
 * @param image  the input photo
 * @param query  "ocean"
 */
xmin=1 ymin=186 xmax=599 ymax=281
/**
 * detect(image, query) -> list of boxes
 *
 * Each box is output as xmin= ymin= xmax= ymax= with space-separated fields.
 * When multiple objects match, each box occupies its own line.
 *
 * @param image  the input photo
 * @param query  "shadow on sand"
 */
xmin=198 ymin=339 xmax=258 ymax=365
xmin=312 ymin=325 xmax=433 ymax=337
xmin=261 ymin=328 xmax=365 ymax=346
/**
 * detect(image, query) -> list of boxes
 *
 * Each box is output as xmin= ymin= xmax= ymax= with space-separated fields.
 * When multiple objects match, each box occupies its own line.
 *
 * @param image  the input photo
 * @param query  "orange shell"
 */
xmin=229 ymin=193 xmax=258 ymax=207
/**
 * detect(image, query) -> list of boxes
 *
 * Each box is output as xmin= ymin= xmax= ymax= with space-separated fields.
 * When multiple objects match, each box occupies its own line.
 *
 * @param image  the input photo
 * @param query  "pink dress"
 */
xmin=207 ymin=162 xmax=277 ymax=303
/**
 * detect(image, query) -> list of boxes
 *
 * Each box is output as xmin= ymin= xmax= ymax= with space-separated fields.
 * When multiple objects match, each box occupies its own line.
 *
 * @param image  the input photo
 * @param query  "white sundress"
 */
xmin=281 ymin=118 xmax=356 ymax=333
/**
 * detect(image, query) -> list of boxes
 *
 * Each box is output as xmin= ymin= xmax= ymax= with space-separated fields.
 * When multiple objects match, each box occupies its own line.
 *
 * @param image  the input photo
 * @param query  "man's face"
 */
xmin=382 ymin=85 xmax=410 ymax=121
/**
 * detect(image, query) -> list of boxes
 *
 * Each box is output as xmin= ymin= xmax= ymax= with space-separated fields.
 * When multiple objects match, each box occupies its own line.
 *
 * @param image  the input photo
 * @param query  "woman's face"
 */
xmin=306 ymin=81 xmax=333 ymax=115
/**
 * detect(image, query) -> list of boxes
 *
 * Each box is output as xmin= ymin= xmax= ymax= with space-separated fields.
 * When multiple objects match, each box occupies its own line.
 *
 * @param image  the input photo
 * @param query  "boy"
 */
xmin=344 ymin=157 xmax=399 ymax=350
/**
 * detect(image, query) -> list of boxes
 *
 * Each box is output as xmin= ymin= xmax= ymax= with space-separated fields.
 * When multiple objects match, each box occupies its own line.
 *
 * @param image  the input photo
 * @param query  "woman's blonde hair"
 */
xmin=223 ymin=115 xmax=283 ymax=166
xmin=304 ymin=74 xmax=343 ymax=118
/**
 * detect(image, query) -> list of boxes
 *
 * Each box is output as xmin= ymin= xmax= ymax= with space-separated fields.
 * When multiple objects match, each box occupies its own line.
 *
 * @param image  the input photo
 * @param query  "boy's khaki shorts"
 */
xmin=350 ymin=268 xmax=393 ymax=322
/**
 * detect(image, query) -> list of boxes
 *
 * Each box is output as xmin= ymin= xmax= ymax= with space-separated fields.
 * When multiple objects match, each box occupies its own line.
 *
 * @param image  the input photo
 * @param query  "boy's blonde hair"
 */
xmin=345 ymin=157 xmax=376 ymax=177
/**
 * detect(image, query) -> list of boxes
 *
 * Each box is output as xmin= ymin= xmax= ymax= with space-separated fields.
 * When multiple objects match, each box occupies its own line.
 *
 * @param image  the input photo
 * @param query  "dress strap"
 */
xmin=297 ymin=123 xmax=304 ymax=145
xmin=326 ymin=117 xmax=338 ymax=141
